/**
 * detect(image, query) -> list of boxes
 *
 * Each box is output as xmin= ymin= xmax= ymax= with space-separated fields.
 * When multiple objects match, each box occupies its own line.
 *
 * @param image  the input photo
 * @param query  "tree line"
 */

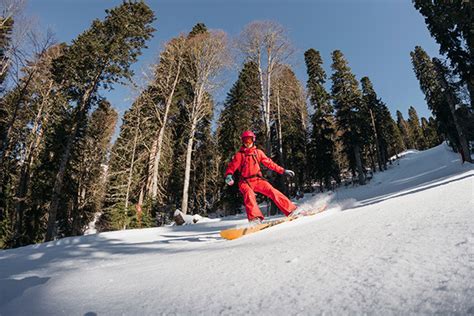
xmin=0 ymin=0 xmax=471 ymax=248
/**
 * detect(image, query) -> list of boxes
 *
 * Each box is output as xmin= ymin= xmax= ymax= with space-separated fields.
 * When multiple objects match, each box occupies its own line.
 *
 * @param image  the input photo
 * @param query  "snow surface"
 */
xmin=1 ymin=143 xmax=473 ymax=315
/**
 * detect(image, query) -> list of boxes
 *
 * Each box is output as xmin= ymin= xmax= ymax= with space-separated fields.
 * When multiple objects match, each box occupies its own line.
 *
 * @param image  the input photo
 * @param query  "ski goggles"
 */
xmin=242 ymin=136 xmax=254 ymax=145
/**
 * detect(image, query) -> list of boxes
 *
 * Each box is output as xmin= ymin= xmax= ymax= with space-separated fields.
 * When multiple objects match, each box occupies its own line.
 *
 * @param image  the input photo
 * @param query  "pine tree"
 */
xmin=272 ymin=64 xmax=308 ymax=196
xmin=413 ymin=0 xmax=473 ymax=109
xmin=386 ymin=116 xmax=406 ymax=158
xmin=100 ymin=95 xmax=150 ymax=231
xmin=330 ymin=50 xmax=366 ymax=185
xmin=411 ymin=46 xmax=472 ymax=161
xmin=431 ymin=58 xmax=472 ymax=162
xmin=396 ymin=110 xmax=414 ymax=149
xmin=378 ymin=100 xmax=404 ymax=165
xmin=361 ymin=76 xmax=395 ymax=171
xmin=421 ymin=116 xmax=441 ymax=148
xmin=304 ymin=48 xmax=340 ymax=190
xmin=218 ymin=62 xmax=261 ymax=160
xmin=407 ymin=106 xmax=425 ymax=149
xmin=190 ymin=117 xmax=216 ymax=215
xmin=217 ymin=61 xmax=261 ymax=215
xmin=238 ymin=21 xmax=293 ymax=155
xmin=45 ymin=2 xmax=155 ymax=240
xmin=67 ymin=100 xmax=117 ymax=236
xmin=189 ymin=23 xmax=207 ymax=37
xmin=27 ymin=91 xmax=71 ymax=244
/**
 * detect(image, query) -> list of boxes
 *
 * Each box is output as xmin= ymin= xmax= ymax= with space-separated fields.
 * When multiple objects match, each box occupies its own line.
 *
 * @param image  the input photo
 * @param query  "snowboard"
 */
xmin=219 ymin=204 xmax=328 ymax=240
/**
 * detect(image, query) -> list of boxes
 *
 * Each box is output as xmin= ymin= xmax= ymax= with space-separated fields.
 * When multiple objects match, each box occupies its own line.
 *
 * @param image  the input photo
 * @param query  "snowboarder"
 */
xmin=224 ymin=130 xmax=297 ymax=224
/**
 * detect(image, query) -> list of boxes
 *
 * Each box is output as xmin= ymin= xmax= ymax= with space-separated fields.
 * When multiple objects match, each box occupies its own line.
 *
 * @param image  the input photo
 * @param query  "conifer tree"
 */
xmin=189 ymin=23 xmax=207 ymax=37
xmin=304 ymin=48 xmax=339 ymax=190
xmin=100 ymin=95 xmax=150 ymax=231
xmin=411 ymin=46 xmax=471 ymax=161
xmin=386 ymin=116 xmax=406 ymax=158
xmin=26 ymin=90 xmax=71 ymax=244
xmin=432 ymin=58 xmax=472 ymax=162
xmin=217 ymin=61 xmax=261 ymax=214
xmin=218 ymin=61 xmax=261 ymax=157
xmin=378 ymin=100 xmax=403 ymax=165
xmin=67 ymin=100 xmax=117 ymax=236
xmin=413 ymin=0 xmax=473 ymax=109
xmin=361 ymin=76 xmax=393 ymax=171
xmin=410 ymin=47 xmax=452 ymax=139
xmin=407 ymin=106 xmax=425 ymax=149
xmin=190 ymin=117 xmax=217 ymax=214
xmin=421 ymin=116 xmax=441 ymax=148
xmin=238 ymin=21 xmax=293 ymax=154
xmin=330 ymin=50 xmax=366 ymax=185
xmin=396 ymin=110 xmax=414 ymax=149
xmin=45 ymin=2 xmax=155 ymax=240
xmin=272 ymin=64 xmax=308 ymax=196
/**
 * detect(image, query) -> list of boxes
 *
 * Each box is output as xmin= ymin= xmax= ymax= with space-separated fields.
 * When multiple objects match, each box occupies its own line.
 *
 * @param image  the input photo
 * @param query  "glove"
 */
xmin=284 ymin=169 xmax=295 ymax=177
xmin=225 ymin=174 xmax=234 ymax=186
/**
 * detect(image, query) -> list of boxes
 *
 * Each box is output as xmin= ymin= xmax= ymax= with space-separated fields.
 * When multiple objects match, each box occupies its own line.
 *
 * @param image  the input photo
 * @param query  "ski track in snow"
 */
xmin=1 ymin=144 xmax=473 ymax=315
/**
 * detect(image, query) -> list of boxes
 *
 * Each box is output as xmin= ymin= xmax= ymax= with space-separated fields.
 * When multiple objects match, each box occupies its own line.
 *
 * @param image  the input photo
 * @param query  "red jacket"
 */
xmin=225 ymin=146 xmax=284 ymax=179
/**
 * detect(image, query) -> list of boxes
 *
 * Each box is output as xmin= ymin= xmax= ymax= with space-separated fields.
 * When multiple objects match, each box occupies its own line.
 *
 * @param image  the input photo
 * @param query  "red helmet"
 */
xmin=241 ymin=130 xmax=256 ymax=142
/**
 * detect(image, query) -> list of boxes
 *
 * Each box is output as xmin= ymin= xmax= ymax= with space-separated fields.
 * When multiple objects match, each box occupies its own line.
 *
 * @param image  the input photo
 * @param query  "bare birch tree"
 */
xmin=180 ymin=30 xmax=230 ymax=215
xmin=13 ymin=43 xmax=63 ymax=242
xmin=146 ymin=35 xmax=187 ymax=201
xmin=237 ymin=21 xmax=293 ymax=154
xmin=0 ymin=0 xmax=27 ymax=84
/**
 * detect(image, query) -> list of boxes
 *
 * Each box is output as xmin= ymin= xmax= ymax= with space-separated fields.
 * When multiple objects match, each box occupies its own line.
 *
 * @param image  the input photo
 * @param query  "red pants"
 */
xmin=238 ymin=178 xmax=297 ymax=220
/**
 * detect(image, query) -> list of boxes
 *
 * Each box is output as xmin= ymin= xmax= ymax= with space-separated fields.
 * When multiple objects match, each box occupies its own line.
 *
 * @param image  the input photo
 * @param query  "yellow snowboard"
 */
xmin=220 ymin=204 xmax=328 ymax=240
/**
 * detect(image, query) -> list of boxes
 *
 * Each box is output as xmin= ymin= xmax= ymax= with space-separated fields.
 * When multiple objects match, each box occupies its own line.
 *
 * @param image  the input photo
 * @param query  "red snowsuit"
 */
xmin=225 ymin=146 xmax=297 ymax=220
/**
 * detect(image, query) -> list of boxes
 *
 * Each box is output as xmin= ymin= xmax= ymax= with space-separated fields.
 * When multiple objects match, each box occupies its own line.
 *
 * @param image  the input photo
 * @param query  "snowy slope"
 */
xmin=1 ymin=143 xmax=473 ymax=315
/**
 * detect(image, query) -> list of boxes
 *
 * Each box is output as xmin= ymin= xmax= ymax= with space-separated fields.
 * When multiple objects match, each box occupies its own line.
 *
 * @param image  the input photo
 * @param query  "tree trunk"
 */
xmin=181 ymin=118 xmax=197 ymax=215
xmin=45 ymin=84 xmax=96 ymax=241
xmin=354 ymin=144 xmax=365 ymax=185
xmin=276 ymin=88 xmax=284 ymax=165
xmin=434 ymin=62 xmax=472 ymax=163
xmin=264 ymin=58 xmax=272 ymax=155
xmin=256 ymin=56 xmax=267 ymax=146
xmin=447 ymin=95 xmax=472 ymax=163
xmin=146 ymin=137 xmax=158 ymax=195
xmin=125 ymin=113 xmax=141 ymax=211
xmin=14 ymin=82 xmax=53 ymax=243
xmin=151 ymin=63 xmax=181 ymax=200
xmin=275 ymin=88 xmax=287 ymax=195
xmin=45 ymin=118 xmax=77 ymax=241
xmin=468 ymin=75 xmax=474 ymax=111
xmin=369 ymin=109 xmax=383 ymax=171
xmin=368 ymin=145 xmax=376 ymax=173
xmin=0 ymin=71 xmax=35 ymax=165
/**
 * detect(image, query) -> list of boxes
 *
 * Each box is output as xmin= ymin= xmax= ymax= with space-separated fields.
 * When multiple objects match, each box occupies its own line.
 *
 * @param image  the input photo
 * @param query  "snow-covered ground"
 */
xmin=1 ymin=143 xmax=473 ymax=315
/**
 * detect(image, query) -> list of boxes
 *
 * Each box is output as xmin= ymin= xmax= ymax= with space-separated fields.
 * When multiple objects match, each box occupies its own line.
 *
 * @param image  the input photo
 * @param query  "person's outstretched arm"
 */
xmin=258 ymin=149 xmax=295 ymax=177
xmin=257 ymin=149 xmax=285 ymax=174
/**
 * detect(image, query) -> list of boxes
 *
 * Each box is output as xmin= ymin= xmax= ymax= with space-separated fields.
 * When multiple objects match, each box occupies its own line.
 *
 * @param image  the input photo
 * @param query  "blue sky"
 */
xmin=26 ymin=0 xmax=440 ymax=129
